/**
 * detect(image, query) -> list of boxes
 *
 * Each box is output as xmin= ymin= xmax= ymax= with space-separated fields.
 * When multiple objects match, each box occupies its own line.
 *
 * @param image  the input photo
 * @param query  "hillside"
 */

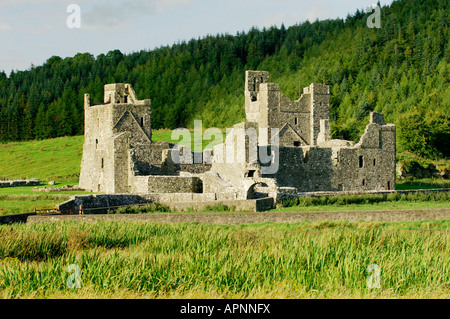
xmin=0 ymin=0 xmax=448 ymax=159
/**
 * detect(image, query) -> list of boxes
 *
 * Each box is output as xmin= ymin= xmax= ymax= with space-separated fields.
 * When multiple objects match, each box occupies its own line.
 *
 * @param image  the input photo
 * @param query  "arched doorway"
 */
xmin=246 ymin=182 xmax=270 ymax=199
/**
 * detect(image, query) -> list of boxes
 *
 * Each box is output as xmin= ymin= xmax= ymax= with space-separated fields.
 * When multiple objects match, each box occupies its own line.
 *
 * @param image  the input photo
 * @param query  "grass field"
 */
xmin=0 ymin=136 xmax=84 ymax=184
xmin=0 ymin=195 xmax=71 ymax=216
xmin=0 ymin=219 xmax=448 ymax=298
xmin=276 ymin=192 xmax=450 ymax=212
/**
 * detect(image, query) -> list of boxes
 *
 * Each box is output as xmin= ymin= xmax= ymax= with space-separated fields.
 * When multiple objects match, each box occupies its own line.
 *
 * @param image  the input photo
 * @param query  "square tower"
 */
xmin=79 ymin=83 xmax=152 ymax=193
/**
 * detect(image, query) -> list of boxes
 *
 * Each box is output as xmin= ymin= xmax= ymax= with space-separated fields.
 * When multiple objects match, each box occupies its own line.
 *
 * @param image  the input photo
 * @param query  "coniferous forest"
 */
xmin=0 ymin=0 xmax=448 ymax=159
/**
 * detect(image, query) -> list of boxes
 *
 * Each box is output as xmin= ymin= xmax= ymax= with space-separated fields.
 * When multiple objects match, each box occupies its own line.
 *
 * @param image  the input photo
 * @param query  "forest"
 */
xmin=0 ymin=0 xmax=448 ymax=159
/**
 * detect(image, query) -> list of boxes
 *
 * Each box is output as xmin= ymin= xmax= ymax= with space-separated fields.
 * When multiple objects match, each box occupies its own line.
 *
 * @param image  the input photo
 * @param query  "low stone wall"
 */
xmin=277 ymin=188 xmax=450 ymax=202
xmin=32 ymin=185 xmax=83 ymax=192
xmin=179 ymin=163 xmax=212 ymax=174
xmin=147 ymin=176 xmax=203 ymax=193
xmin=0 ymin=179 xmax=41 ymax=188
xmin=57 ymin=194 xmax=150 ymax=214
xmin=55 ymin=193 xmax=272 ymax=214
xmin=167 ymin=197 xmax=274 ymax=212
xmin=53 ymin=188 xmax=450 ymax=215
xmin=0 ymin=212 xmax=36 ymax=224
xmin=142 ymin=193 xmax=216 ymax=203
xmin=27 ymin=208 xmax=450 ymax=225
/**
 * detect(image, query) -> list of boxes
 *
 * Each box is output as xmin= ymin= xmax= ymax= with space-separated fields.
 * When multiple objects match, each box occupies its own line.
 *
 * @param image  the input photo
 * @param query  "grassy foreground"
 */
xmin=0 ymin=220 xmax=448 ymax=299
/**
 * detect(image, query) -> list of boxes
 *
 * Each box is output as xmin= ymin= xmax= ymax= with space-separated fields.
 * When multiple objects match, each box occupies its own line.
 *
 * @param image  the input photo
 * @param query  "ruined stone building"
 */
xmin=79 ymin=71 xmax=396 ymax=202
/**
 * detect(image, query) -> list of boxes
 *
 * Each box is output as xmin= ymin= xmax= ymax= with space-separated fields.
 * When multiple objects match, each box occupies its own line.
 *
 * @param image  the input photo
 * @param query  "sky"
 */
xmin=0 ymin=0 xmax=394 ymax=74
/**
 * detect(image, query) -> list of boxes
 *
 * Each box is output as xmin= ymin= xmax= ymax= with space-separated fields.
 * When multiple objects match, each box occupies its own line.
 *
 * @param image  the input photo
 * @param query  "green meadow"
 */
xmin=0 ymin=220 xmax=448 ymax=299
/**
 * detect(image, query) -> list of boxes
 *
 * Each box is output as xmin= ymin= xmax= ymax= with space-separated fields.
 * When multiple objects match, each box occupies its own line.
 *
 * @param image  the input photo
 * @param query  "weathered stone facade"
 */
xmin=79 ymin=84 xmax=209 ymax=195
xmin=79 ymin=71 xmax=396 ymax=205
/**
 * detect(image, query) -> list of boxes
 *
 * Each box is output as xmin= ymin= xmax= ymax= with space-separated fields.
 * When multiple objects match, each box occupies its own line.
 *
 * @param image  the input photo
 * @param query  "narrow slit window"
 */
xmin=362 ymin=179 xmax=365 ymax=186
xmin=294 ymin=117 xmax=298 ymax=125
xmin=95 ymin=139 xmax=98 ymax=149
xmin=387 ymin=181 xmax=391 ymax=190
xmin=359 ymin=156 xmax=364 ymax=168
xmin=373 ymin=158 xmax=376 ymax=166
xmin=101 ymin=158 xmax=104 ymax=169
xmin=141 ymin=117 xmax=144 ymax=127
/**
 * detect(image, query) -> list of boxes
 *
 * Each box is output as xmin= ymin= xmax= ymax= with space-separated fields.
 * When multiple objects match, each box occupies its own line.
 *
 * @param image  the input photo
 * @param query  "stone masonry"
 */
xmin=79 ymin=71 xmax=396 ymax=205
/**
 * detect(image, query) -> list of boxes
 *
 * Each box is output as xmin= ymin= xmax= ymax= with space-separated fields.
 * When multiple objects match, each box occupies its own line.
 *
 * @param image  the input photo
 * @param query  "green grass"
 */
xmin=103 ymin=200 xmax=450 ymax=214
xmin=275 ymin=201 xmax=450 ymax=212
xmin=0 ymin=184 xmax=91 ymax=196
xmin=276 ymin=192 xmax=450 ymax=212
xmin=0 ymin=220 xmax=448 ymax=298
xmin=0 ymin=136 xmax=84 ymax=184
xmin=0 ymin=195 xmax=71 ymax=215
xmin=396 ymin=178 xmax=450 ymax=190
xmin=0 ymin=185 xmax=95 ymax=215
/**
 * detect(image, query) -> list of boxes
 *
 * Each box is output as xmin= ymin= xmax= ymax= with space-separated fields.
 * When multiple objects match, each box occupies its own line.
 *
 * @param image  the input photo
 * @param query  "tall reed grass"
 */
xmin=0 ymin=220 xmax=448 ymax=298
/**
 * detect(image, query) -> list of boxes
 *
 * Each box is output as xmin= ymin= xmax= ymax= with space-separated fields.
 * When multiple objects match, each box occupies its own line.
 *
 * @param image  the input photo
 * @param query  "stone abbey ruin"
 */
xmin=79 ymin=71 xmax=396 ymax=208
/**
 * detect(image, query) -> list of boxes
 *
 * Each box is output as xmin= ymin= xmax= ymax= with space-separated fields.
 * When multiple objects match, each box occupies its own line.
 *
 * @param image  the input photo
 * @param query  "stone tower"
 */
xmin=243 ymin=70 xmax=330 ymax=147
xmin=79 ymin=84 xmax=151 ymax=193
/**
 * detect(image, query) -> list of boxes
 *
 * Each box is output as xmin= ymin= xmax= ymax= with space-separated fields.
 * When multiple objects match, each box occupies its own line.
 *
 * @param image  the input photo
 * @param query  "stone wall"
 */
xmin=276 ymin=188 xmax=450 ymax=202
xmin=143 ymin=193 xmax=216 ymax=203
xmin=0 ymin=212 xmax=36 ymax=224
xmin=27 ymin=208 xmax=450 ymax=225
xmin=0 ymin=179 xmax=41 ymax=188
xmin=57 ymin=194 xmax=150 ymax=214
xmin=147 ymin=176 xmax=203 ymax=193
xmin=166 ymin=197 xmax=274 ymax=212
xmin=54 ymin=193 xmax=272 ymax=214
